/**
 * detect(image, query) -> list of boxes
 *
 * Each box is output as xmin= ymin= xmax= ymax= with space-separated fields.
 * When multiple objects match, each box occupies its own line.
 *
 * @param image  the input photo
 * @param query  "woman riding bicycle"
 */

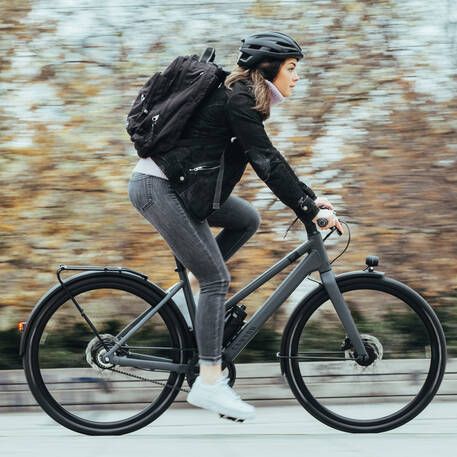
xmin=128 ymin=31 xmax=343 ymax=421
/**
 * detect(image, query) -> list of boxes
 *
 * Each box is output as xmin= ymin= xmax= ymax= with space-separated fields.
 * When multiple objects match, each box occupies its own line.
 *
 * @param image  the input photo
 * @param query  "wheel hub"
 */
xmin=343 ymin=334 xmax=383 ymax=367
xmin=85 ymin=334 xmax=129 ymax=372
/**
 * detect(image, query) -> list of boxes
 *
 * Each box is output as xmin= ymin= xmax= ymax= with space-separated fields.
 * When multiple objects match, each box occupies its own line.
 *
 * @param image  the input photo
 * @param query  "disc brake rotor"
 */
xmin=344 ymin=334 xmax=384 ymax=366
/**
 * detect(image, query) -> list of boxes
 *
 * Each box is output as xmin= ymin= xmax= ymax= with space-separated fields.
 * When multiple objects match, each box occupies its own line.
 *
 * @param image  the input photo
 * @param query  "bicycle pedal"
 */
xmin=219 ymin=414 xmax=244 ymax=423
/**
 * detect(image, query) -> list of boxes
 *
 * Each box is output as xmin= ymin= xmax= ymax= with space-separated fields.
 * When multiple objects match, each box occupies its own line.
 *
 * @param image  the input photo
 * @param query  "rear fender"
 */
xmin=19 ymin=270 xmax=193 ymax=357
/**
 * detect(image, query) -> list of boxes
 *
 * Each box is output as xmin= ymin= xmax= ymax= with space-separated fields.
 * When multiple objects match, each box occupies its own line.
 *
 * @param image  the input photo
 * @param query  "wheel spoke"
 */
xmin=283 ymin=277 xmax=445 ymax=432
xmin=24 ymin=274 xmax=189 ymax=434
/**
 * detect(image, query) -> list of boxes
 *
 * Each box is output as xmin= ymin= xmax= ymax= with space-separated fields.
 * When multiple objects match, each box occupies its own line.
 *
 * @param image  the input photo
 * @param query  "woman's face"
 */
xmin=272 ymin=57 xmax=300 ymax=97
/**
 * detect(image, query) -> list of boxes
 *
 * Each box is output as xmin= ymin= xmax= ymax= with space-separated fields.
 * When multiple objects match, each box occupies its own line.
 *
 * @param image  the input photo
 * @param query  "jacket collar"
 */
xmin=231 ymin=79 xmax=285 ymax=106
xmin=265 ymin=80 xmax=285 ymax=106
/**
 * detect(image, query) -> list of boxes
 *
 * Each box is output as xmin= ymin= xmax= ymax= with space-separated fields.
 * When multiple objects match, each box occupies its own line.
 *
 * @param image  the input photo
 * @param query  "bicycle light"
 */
xmin=365 ymin=256 xmax=379 ymax=267
xmin=18 ymin=321 xmax=27 ymax=333
xmin=365 ymin=256 xmax=379 ymax=272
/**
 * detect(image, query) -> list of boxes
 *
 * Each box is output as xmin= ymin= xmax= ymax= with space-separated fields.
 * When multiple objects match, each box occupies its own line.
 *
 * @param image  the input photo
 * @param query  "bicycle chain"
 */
xmin=106 ymin=365 xmax=191 ymax=393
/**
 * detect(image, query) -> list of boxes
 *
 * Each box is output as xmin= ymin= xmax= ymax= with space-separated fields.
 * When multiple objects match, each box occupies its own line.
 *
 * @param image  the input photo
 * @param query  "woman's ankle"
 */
xmin=199 ymin=361 xmax=222 ymax=384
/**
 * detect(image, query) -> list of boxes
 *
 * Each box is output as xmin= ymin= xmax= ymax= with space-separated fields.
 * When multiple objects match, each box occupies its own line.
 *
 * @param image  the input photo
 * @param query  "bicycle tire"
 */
xmin=23 ymin=271 xmax=193 ymax=435
xmin=281 ymin=273 xmax=446 ymax=433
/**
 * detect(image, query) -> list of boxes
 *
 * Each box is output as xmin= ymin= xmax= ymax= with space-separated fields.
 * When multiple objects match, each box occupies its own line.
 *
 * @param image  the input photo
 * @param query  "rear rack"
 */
xmin=56 ymin=264 xmax=149 ymax=283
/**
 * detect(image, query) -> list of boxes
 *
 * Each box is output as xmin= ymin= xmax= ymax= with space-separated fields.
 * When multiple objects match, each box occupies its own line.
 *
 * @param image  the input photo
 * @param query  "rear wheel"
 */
xmin=282 ymin=275 xmax=446 ymax=433
xmin=23 ymin=272 xmax=193 ymax=435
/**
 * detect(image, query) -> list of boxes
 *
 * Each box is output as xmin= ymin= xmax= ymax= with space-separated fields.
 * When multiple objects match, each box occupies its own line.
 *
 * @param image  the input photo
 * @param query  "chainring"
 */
xmin=186 ymin=355 xmax=237 ymax=388
xmin=85 ymin=335 xmax=237 ymax=395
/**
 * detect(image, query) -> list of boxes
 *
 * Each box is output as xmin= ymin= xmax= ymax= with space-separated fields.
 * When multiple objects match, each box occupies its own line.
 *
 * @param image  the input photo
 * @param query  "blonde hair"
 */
xmin=224 ymin=65 xmax=275 ymax=121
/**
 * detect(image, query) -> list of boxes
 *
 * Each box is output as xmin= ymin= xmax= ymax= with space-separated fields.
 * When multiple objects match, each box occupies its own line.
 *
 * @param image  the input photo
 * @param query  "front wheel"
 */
xmin=281 ymin=274 xmax=446 ymax=433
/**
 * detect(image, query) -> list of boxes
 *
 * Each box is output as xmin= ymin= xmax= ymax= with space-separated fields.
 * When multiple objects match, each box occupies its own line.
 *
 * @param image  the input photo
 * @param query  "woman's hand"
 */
xmin=312 ymin=208 xmax=344 ymax=234
xmin=314 ymin=196 xmax=334 ymax=211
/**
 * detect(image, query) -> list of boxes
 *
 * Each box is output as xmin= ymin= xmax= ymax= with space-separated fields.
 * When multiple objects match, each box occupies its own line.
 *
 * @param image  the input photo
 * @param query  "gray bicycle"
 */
xmin=19 ymin=217 xmax=446 ymax=435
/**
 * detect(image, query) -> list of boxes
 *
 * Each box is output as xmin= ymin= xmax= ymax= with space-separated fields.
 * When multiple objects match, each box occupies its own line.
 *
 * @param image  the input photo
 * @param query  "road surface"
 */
xmin=1 ymin=401 xmax=456 ymax=457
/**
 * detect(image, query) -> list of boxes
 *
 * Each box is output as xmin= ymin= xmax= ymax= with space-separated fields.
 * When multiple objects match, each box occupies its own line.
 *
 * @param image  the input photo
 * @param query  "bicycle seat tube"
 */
xmin=173 ymin=257 xmax=197 ymax=328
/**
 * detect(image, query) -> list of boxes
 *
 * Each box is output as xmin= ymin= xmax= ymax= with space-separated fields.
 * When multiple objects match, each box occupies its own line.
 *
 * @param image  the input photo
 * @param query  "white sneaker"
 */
xmin=187 ymin=375 xmax=256 ymax=421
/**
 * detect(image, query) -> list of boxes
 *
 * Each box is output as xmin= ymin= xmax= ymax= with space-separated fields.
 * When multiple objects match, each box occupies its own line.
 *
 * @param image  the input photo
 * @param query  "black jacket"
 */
xmin=153 ymin=79 xmax=319 ymax=222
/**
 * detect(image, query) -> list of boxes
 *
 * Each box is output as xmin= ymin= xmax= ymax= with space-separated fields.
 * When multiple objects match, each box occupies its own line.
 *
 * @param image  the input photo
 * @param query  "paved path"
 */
xmin=1 ymin=401 xmax=456 ymax=457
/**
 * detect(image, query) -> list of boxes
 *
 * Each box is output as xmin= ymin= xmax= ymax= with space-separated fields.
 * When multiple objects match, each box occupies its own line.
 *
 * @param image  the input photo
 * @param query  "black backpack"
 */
xmin=126 ymin=48 xmax=228 ymax=158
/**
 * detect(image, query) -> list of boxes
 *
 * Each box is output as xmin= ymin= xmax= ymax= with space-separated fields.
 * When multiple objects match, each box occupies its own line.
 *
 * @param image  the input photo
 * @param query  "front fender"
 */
xmin=18 ymin=269 xmax=191 ymax=357
xmin=278 ymin=269 xmax=385 ymax=376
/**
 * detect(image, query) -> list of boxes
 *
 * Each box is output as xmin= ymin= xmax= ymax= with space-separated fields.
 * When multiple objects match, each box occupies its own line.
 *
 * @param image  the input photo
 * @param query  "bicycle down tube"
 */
xmin=106 ymin=228 xmax=369 ymax=372
xmin=223 ymin=230 xmax=369 ymax=362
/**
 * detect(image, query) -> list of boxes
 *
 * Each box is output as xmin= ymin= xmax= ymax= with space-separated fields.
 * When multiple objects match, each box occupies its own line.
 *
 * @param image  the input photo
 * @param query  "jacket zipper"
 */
xmin=188 ymin=165 xmax=220 ymax=172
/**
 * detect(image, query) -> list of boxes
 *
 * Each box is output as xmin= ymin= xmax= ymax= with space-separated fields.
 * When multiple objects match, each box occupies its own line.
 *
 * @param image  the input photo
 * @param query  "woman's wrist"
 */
xmin=295 ymin=195 xmax=319 ymax=220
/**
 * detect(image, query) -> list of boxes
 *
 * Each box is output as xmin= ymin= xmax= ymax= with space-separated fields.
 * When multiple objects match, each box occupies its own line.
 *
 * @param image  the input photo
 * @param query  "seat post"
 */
xmin=173 ymin=256 xmax=186 ymax=276
xmin=173 ymin=256 xmax=197 ymax=327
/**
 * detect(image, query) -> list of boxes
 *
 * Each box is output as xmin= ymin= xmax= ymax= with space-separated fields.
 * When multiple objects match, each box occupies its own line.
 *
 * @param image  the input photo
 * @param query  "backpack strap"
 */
xmin=212 ymin=141 xmax=229 ymax=210
xmin=199 ymin=47 xmax=216 ymax=63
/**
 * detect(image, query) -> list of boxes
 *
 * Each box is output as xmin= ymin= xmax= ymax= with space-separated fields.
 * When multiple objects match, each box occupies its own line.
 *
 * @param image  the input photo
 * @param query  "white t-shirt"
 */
xmin=132 ymin=156 xmax=168 ymax=179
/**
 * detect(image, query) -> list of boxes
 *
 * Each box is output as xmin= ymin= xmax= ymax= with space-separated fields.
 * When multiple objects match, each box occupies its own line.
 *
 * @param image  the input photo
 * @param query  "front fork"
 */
xmin=320 ymin=269 xmax=369 ymax=363
xmin=309 ymin=225 xmax=369 ymax=363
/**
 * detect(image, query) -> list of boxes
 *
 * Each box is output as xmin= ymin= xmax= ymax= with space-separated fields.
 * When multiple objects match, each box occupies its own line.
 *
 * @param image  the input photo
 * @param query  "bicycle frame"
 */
xmin=104 ymin=226 xmax=369 ymax=373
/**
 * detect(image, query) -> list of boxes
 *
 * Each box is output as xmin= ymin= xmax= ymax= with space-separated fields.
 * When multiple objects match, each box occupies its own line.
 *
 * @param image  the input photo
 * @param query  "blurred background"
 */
xmin=1 ymin=0 xmax=457 ymax=369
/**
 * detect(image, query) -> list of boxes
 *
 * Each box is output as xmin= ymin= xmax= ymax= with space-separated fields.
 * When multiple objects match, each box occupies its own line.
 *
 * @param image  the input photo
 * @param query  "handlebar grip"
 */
xmin=316 ymin=217 xmax=343 ymax=236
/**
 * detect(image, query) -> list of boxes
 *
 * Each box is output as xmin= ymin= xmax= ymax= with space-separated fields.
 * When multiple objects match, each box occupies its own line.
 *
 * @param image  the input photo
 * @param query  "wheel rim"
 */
xmin=288 ymin=280 xmax=443 ymax=427
xmin=28 ymin=280 xmax=187 ymax=430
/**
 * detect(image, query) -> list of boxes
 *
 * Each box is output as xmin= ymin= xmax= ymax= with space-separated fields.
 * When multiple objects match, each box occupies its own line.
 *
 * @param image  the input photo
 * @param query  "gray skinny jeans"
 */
xmin=127 ymin=172 xmax=261 ymax=365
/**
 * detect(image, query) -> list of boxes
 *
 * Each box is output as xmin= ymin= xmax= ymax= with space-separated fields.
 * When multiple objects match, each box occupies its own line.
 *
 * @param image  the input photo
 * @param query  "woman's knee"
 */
xmin=198 ymin=267 xmax=230 ymax=293
xmin=246 ymin=205 xmax=261 ymax=234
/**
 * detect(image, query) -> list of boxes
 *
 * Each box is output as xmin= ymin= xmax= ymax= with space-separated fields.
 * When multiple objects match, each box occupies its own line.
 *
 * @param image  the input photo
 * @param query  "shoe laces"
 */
xmin=216 ymin=376 xmax=241 ymax=401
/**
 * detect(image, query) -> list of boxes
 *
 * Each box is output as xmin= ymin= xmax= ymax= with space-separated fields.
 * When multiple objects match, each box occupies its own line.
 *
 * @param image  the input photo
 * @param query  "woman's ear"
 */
xmin=257 ymin=60 xmax=282 ymax=82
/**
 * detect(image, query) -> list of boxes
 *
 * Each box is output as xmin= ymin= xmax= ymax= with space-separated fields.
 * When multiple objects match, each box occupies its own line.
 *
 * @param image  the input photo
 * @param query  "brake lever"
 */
xmin=322 ymin=226 xmax=342 ymax=242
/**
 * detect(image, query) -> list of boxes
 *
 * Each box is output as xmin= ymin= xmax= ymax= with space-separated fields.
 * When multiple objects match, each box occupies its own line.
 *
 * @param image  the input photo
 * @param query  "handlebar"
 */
xmin=287 ymin=203 xmax=343 ymax=239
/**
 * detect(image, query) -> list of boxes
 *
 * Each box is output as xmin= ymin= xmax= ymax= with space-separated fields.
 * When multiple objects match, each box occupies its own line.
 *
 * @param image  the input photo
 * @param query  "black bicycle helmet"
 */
xmin=237 ymin=31 xmax=303 ymax=69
